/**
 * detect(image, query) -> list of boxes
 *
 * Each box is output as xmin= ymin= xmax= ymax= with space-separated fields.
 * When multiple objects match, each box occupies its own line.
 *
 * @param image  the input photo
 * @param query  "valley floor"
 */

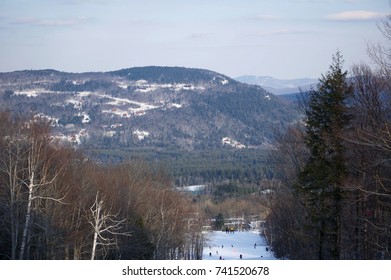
xmin=202 ymin=230 xmax=277 ymax=260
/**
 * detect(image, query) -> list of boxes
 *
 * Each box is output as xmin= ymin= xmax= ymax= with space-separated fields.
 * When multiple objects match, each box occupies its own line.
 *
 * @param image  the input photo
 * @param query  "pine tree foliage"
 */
xmin=297 ymin=51 xmax=353 ymax=259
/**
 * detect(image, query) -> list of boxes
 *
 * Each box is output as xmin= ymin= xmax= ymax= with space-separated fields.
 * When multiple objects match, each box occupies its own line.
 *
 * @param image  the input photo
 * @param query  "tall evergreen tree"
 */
xmin=297 ymin=51 xmax=352 ymax=259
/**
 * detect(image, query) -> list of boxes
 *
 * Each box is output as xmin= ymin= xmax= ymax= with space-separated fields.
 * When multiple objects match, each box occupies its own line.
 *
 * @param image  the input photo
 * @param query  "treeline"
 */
xmin=111 ymin=66 xmax=231 ymax=84
xmin=50 ymin=79 xmax=114 ymax=92
xmin=0 ymin=112 xmax=203 ymax=260
xmin=86 ymin=147 xmax=274 ymax=186
xmin=266 ymin=19 xmax=391 ymax=260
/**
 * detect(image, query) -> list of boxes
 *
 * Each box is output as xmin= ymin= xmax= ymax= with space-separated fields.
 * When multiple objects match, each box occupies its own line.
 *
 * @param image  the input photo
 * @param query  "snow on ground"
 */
xmin=222 ymin=137 xmax=246 ymax=149
xmin=220 ymin=78 xmax=229 ymax=85
xmin=14 ymin=89 xmax=44 ymax=97
xmin=202 ymin=230 xmax=277 ymax=260
xmin=80 ymin=113 xmax=91 ymax=123
xmin=134 ymin=82 xmax=205 ymax=93
xmin=116 ymin=81 xmax=131 ymax=89
xmin=66 ymin=98 xmax=83 ymax=110
xmin=133 ymin=129 xmax=149 ymax=140
xmin=170 ymin=103 xmax=183 ymax=108
xmin=176 ymin=185 xmax=207 ymax=193
xmin=96 ymin=93 xmax=159 ymax=115
xmin=78 ymin=91 xmax=93 ymax=97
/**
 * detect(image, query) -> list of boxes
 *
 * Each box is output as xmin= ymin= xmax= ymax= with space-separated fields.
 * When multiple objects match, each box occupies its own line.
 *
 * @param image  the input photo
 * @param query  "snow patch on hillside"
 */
xmin=66 ymin=98 xmax=83 ymax=110
xmin=221 ymin=78 xmax=229 ymax=85
xmin=14 ymin=90 xmax=39 ymax=97
xmin=98 ymin=93 xmax=160 ymax=117
xmin=79 ymin=113 xmax=91 ymax=123
xmin=133 ymin=129 xmax=149 ymax=140
xmin=176 ymin=185 xmax=206 ymax=193
xmin=78 ymin=91 xmax=93 ymax=97
xmin=52 ymin=129 xmax=88 ymax=145
xmin=116 ymin=81 xmax=130 ymax=89
xmin=169 ymin=103 xmax=182 ymax=108
xmin=135 ymin=82 xmax=205 ymax=93
xmin=14 ymin=89 xmax=65 ymax=97
xmin=34 ymin=113 xmax=59 ymax=126
xmin=102 ymin=108 xmax=132 ymax=118
xmin=222 ymin=137 xmax=246 ymax=149
xmin=213 ymin=76 xmax=229 ymax=85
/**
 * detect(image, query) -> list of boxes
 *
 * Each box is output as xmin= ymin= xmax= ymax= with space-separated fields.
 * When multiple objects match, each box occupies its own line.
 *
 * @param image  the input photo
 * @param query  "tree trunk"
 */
xmin=19 ymin=172 xmax=34 ymax=260
xmin=90 ymin=198 xmax=102 ymax=260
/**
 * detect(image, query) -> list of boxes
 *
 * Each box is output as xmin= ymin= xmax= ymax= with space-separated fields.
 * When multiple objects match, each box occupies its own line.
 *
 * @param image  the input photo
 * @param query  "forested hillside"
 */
xmin=0 ymin=66 xmax=298 ymax=151
xmin=0 ymin=66 xmax=298 ymax=186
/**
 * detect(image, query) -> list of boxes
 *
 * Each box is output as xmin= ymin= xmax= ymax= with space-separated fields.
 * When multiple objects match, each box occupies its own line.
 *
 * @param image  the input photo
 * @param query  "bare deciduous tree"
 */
xmin=88 ymin=191 xmax=131 ymax=260
xmin=19 ymin=118 xmax=67 ymax=260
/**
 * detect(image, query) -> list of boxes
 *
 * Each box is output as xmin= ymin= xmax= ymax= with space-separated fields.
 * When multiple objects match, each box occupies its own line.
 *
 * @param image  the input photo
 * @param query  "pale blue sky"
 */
xmin=0 ymin=0 xmax=388 ymax=79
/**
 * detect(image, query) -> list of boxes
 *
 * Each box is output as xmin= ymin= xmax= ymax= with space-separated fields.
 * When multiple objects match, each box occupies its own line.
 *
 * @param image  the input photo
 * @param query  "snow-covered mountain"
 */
xmin=0 ymin=67 xmax=299 ymax=151
xmin=235 ymin=75 xmax=318 ymax=95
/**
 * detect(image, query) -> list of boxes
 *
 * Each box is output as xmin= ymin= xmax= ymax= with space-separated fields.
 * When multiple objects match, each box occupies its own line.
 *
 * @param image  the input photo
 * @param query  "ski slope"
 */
xmin=202 ymin=230 xmax=277 ymax=260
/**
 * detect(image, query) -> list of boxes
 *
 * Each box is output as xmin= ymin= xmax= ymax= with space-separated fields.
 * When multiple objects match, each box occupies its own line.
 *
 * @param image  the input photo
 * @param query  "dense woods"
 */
xmin=266 ymin=17 xmax=391 ymax=259
xmin=0 ymin=113 xmax=203 ymax=259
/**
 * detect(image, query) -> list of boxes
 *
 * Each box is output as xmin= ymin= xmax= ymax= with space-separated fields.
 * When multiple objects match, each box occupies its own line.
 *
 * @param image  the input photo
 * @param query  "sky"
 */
xmin=0 ymin=0 xmax=389 ymax=79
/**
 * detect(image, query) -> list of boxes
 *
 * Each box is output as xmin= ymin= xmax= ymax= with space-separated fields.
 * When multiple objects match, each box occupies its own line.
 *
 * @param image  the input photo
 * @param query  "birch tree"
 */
xmin=18 ymin=118 xmax=66 ymax=259
xmin=88 ymin=191 xmax=130 ymax=260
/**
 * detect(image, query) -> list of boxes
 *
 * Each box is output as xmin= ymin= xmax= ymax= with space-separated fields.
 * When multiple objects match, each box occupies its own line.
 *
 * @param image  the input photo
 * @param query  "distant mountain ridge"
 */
xmin=0 ymin=66 xmax=299 ymax=152
xmin=235 ymin=75 xmax=318 ymax=95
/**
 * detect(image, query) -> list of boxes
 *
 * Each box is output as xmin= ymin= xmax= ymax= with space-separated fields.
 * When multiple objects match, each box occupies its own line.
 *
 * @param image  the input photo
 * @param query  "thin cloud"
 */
xmin=244 ymin=14 xmax=279 ymax=21
xmin=257 ymin=28 xmax=319 ymax=36
xmin=253 ymin=14 xmax=278 ymax=20
xmin=188 ymin=32 xmax=213 ymax=40
xmin=10 ymin=16 xmax=89 ymax=27
xmin=326 ymin=10 xmax=386 ymax=21
xmin=258 ymin=28 xmax=290 ymax=36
